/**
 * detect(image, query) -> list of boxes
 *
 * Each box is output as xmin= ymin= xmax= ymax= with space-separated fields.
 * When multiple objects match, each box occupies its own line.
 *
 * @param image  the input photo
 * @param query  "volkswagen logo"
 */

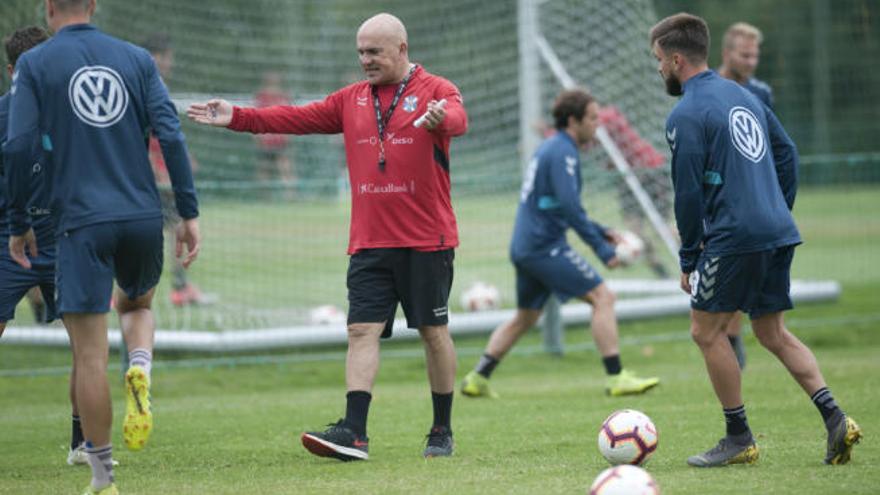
xmin=728 ymin=106 xmax=766 ymax=163
xmin=68 ymin=66 xmax=129 ymax=128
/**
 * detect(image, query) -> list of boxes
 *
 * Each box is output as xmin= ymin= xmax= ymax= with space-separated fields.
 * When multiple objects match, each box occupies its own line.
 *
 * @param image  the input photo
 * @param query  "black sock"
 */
xmin=811 ymin=387 xmax=842 ymax=425
xmin=475 ymin=353 xmax=499 ymax=379
xmin=723 ymin=405 xmax=751 ymax=438
xmin=71 ymin=415 xmax=84 ymax=450
xmin=344 ymin=391 xmax=371 ymax=437
xmin=431 ymin=392 xmax=453 ymax=429
xmin=602 ymin=355 xmax=622 ymax=375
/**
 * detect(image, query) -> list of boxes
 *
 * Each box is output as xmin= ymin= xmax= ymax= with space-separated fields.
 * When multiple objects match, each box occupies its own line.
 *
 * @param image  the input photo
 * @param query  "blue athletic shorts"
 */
xmin=689 ymin=245 xmax=796 ymax=319
xmin=56 ymin=217 xmax=163 ymax=315
xmin=0 ymin=247 xmax=57 ymax=323
xmin=514 ymin=245 xmax=604 ymax=310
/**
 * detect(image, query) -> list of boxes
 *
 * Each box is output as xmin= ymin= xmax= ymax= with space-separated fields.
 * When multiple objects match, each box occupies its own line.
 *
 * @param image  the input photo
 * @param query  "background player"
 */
xmin=460 ymin=88 xmax=660 ymax=399
xmin=144 ymin=34 xmax=212 ymax=307
xmin=717 ymin=21 xmax=775 ymax=370
xmin=253 ymin=70 xmax=296 ymax=198
xmin=6 ymin=1 xmax=200 ymax=493
xmin=650 ymin=12 xmax=861 ymax=468
xmin=188 ymin=12 xmax=465 ymax=461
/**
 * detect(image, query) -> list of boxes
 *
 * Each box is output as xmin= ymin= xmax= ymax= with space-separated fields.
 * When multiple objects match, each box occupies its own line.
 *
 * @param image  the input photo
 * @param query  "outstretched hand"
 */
xmin=187 ymin=99 xmax=233 ymax=127
xmin=421 ymin=99 xmax=447 ymax=131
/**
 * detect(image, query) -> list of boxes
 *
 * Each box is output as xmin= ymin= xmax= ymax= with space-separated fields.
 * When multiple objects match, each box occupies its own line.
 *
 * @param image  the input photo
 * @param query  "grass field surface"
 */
xmin=1 ymin=185 xmax=877 ymax=493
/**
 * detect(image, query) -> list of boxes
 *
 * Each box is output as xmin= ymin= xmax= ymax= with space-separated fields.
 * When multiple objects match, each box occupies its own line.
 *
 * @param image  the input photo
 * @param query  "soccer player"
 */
xmin=718 ymin=22 xmax=773 ymax=108
xmin=460 ymin=89 xmax=660 ymax=399
xmin=717 ymin=22 xmax=775 ymax=370
xmin=253 ymin=71 xmax=296 ymax=197
xmin=144 ymin=34 xmax=212 ymax=307
xmin=649 ymin=13 xmax=861 ymax=467
xmin=5 ymin=1 xmax=200 ymax=493
xmin=188 ymin=13 xmax=465 ymax=460
xmin=597 ymin=104 xmax=672 ymax=279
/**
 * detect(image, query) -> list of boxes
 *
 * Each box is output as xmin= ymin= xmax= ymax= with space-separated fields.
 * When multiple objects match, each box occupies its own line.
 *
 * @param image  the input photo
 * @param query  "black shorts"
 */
xmin=689 ymin=245 xmax=796 ymax=319
xmin=56 ymin=217 xmax=163 ymax=315
xmin=347 ymin=248 xmax=454 ymax=338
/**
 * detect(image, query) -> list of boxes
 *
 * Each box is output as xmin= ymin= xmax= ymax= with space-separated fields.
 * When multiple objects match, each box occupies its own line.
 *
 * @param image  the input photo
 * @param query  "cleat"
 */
xmin=301 ymin=419 xmax=368 ymax=461
xmin=123 ymin=365 xmax=152 ymax=451
xmin=687 ymin=436 xmax=759 ymax=467
xmin=170 ymin=283 xmax=217 ymax=307
xmin=605 ymin=369 xmax=660 ymax=396
xmin=423 ymin=425 xmax=454 ymax=458
xmin=825 ymin=415 xmax=862 ymax=465
xmin=68 ymin=443 xmax=119 ymax=466
xmin=460 ymin=370 xmax=498 ymax=398
xmin=67 ymin=443 xmax=90 ymax=465
xmin=81 ymin=483 xmax=119 ymax=495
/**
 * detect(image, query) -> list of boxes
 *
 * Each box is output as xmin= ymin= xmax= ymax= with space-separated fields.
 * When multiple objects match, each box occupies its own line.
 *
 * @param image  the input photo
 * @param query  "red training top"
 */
xmin=228 ymin=65 xmax=468 ymax=254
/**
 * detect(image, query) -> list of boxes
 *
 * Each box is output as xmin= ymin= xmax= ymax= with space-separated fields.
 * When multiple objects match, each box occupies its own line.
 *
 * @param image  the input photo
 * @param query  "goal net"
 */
xmin=5 ymin=0 xmax=745 ymax=349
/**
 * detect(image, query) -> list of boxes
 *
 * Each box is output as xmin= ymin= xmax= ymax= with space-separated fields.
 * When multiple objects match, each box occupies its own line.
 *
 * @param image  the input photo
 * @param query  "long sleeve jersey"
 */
xmin=5 ymin=24 xmax=198 ymax=235
xmin=510 ymin=131 xmax=615 ymax=263
xmin=1 ymin=93 xmax=54 ymax=249
xmin=228 ymin=65 xmax=467 ymax=254
xmin=665 ymin=70 xmax=800 ymax=273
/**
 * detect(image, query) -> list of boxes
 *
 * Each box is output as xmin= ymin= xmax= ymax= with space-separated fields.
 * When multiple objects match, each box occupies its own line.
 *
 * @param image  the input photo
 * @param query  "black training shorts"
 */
xmin=347 ymin=248 xmax=454 ymax=338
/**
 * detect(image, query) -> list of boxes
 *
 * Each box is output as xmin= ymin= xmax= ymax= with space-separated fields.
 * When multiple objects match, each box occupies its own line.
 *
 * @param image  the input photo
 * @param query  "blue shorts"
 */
xmin=689 ymin=245 xmax=795 ymax=319
xmin=514 ymin=246 xmax=604 ymax=310
xmin=0 ymin=248 xmax=57 ymax=323
xmin=56 ymin=218 xmax=163 ymax=315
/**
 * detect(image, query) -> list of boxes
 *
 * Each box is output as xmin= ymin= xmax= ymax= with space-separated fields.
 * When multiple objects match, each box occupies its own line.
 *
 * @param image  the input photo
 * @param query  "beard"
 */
xmin=664 ymin=72 xmax=683 ymax=96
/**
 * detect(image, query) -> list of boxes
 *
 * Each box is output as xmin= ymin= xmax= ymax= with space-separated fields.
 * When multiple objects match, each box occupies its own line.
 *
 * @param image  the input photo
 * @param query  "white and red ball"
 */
xmin=614 ymin=230 xmax=645 ymax=265
xmin=589 ymin=465 xmax=660 ymax=495
xmin=597 ymin=409 xmax=658 ymax=466
xmin=459 ymin=281 xmax=501 ymax=312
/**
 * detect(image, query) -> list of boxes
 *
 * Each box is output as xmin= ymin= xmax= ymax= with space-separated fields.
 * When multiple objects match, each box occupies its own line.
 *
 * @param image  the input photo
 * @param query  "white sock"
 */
xmin=128 ymin=348 xmax=153 ymax=378
xmin=85 ymin=443 xmax=114 ymax=490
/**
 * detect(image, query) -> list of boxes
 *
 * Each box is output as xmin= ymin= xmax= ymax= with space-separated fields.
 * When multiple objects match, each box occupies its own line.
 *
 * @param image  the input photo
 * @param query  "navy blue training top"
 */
xmin=1 ymin=92 xmax=54 ymax=248
xmin=664 ymin=70 xmax=800 ymax=273
xmin=5 ymin=24 xmax=197 ymax=236
xmin=510 ymin=131 xmax=614 ymax=264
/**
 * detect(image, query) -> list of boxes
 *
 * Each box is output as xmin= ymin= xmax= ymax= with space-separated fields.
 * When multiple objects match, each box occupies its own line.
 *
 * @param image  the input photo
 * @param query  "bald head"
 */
xmin=356 ymin=13 xmax=411 ymax=85
xmin=358 ymin=13 xmax=408 ymax=46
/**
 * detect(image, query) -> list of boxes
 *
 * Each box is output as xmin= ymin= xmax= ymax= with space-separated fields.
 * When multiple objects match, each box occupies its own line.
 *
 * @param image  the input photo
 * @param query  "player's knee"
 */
xmin=587 ymin=284 xmax=616 ymax=309
xmin=513 ymin=309 xmax=541 ymax=330
xmin=418 ymin=325 xmax=452 ymax=346
xmin=347 ymin=323 xmax=382 ymax=340
xmin=689 ymin=323 xmax=716 ymax=348
xmin=115 ymin=289 xmax=154 ymax=314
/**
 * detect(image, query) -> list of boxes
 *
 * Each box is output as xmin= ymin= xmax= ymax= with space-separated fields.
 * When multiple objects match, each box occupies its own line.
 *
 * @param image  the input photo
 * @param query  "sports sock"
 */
xmin=85 ymin=442 xmax=114 ymax=490
xmin=128 ymin=348 xmax=153 ymax=378
xmin=810 ymin=387 xmax=842 ymax=425
xmin=602 ymin=355 xmax=623 ymax=375
xmin=71 ymin=415 xmax=84 ymax=450
xmin=344 ymin=391 xmax=371 ymax=437
xmin=431 ymin=392 xmax=453 ymax=430
xmin=723 ymin=405 xmax=751 ymax=438
xmin=475 ymin=353 xmax=499 ymax=378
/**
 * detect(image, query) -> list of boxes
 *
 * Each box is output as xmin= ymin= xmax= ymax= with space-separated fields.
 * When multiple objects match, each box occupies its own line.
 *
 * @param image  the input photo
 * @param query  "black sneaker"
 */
xmin=423 ymin=425 xmax=454 ymax=458
xmin=301 ymin=419 xmax=369 ymax=461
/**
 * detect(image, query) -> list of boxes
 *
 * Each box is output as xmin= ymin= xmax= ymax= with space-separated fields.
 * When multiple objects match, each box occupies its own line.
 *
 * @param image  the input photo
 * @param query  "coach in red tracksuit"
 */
xmin=188 ymin=13 xmax=466 ymax=461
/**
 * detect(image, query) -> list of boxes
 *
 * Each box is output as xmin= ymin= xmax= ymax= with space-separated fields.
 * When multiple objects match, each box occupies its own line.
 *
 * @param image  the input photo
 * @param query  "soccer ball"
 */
xmin=597 ymin=409 xmax=658 ymax=466
xmin=459 ymin=281 xmax=501 ymax=312
xmin=589 ymin=465 xmax=660 ymax=495
xmin=309 ymin=304 xmax=346 ymax=325
xmin=614 ymin=230 xmax=645 ymax=265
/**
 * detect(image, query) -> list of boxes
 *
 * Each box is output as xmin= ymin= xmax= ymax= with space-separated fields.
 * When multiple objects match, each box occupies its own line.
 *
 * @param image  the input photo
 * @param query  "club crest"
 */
xmin=403 ymin=95 xmax=418 ymax=113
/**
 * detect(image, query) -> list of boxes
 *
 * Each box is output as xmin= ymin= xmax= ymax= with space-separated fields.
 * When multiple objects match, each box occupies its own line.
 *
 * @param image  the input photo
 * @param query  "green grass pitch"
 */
xmin=0 ymin=185 xmax=878 ymax=493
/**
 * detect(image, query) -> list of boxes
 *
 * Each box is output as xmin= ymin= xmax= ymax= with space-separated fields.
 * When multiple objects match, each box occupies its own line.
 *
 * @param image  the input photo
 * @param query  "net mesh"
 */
xmin=5 ymin=0 xmax=678 ymax=333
